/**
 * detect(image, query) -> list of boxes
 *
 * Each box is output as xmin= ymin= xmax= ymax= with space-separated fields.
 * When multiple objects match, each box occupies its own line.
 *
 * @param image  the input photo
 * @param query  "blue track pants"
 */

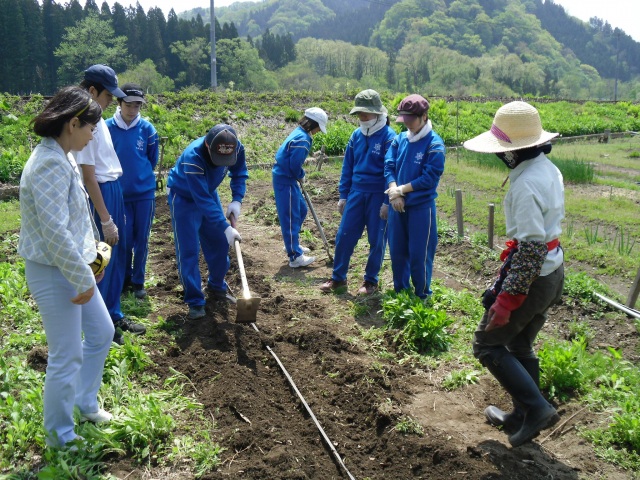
xmin=388 ymin=200 xmax=437 ymax=299
xmin=169 ymin=190 xmax=230 ymax=307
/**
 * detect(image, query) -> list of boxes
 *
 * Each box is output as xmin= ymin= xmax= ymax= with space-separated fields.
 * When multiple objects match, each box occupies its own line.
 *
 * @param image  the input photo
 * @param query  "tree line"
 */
xmin=0 ymin=0 xmax=296 ymax=94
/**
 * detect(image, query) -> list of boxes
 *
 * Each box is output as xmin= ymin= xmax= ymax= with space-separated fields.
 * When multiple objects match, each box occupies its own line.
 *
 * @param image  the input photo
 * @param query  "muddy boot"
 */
xmin=481 ymin=349 xmax=559 ymax=448
xmin=484 ymin=357 xmax=539 ymax=433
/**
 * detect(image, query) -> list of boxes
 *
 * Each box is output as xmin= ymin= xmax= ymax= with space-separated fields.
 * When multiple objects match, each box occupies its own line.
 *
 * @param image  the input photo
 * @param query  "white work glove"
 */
xmin=226 ymin=201 xmax=241 ymax=221
xmin=224 ymin=226 xmax=242 ymax=247
xmin=380 ymin=203 xmax=389 ymax=220
xmin=337 ymin=199 xmax=346 ymax=215
xmin=101 ymin=216 xmax=119 ymax=246
xmin=390 ymin=197 xmax=405 ymax=213
xmin=385 ymin=185 xmax=405 ymax=201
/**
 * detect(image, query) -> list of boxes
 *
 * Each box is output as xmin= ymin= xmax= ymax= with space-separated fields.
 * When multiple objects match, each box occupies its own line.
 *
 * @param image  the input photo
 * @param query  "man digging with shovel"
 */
xmin=167 ymin=124 xmax=247 ymax=320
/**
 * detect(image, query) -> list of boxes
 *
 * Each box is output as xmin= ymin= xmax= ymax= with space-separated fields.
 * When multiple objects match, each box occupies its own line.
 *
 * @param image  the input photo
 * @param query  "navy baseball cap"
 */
xmin=84 ymin=64 xmax=126 ymax=98
xmin=205 ymin=125 xmax=238 ymax=166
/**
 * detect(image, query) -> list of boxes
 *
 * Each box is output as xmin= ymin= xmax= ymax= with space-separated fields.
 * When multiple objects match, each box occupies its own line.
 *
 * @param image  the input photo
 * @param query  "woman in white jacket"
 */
xmin=18 ymin=86 xmax=115 ymax=449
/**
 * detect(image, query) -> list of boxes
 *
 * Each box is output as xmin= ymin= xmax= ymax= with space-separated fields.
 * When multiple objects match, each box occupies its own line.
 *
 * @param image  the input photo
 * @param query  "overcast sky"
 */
xmin=111 ymin=0 xmax=640 ymax=43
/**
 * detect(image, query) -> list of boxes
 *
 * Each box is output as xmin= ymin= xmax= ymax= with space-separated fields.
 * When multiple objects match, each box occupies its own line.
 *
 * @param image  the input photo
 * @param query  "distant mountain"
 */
xmin=181 ymin=0 xmax=639 ymax=82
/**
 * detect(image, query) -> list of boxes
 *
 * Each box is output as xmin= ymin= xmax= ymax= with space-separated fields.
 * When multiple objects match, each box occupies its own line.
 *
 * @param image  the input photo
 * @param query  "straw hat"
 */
xmin=463 ymin=101 xmax=558 ymax=153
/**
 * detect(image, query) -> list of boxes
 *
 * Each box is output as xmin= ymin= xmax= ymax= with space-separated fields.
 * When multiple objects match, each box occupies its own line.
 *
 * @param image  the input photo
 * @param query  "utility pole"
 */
xmin=614 ymin=30 xmax=619 ymax=102
xmin=210 ymin=0 xmax=217 ymax=89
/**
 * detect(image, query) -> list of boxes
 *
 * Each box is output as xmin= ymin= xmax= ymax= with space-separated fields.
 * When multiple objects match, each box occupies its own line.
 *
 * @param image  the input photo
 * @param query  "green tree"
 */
xmin=170 ymin=37 xmax=209 ymax=87
xmin=216 ymin=38 xmax=277 ymax=91
xmin=54 ymin=13 xmax=130 ymax=86
xmin=120 ymin=59 xmax=174 ymax=93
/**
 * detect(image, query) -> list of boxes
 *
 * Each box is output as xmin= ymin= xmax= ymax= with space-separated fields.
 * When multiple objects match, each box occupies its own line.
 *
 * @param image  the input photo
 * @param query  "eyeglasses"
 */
xmin=89 ymin=124 xmax=98 ymax=135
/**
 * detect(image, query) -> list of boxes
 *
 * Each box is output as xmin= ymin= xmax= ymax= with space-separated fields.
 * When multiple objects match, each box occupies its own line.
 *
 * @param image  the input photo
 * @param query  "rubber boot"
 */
xmin=484 ymin=357 xmax=539 ymax=433
xmin=481 ymin=350 xmax=559 ymax=447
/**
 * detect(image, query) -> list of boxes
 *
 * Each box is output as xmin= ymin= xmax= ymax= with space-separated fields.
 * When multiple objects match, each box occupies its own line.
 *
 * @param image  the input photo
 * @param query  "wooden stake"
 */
xmin=488 ymin=203 xmax=495 ymax=250
xmin=455 ymin=189 xmax=463 ymax=238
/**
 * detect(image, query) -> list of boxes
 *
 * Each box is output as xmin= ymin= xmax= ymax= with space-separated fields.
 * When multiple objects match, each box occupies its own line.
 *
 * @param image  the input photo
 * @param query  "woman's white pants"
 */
xmin=25 ymin=260 xmax=114 ymax=447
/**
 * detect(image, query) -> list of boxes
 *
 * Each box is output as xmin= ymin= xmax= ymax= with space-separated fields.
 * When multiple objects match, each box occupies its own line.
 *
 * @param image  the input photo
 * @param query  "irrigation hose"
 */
xmin=249 ymin=323 xmax=356 ymax=480
xmin=593 ymin=292 xmax=640 ymax=319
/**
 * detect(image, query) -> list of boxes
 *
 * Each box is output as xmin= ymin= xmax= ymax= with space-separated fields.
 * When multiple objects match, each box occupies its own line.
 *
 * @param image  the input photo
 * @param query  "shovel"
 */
xmin=229 ymin=214 xmax=260 ymax=324
xmin=298 ymin=180 xmax=334 ymax=263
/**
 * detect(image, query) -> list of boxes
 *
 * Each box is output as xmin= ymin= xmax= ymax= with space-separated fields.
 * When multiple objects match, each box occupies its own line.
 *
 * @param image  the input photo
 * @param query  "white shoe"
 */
xmin=289 ymin=254 xmax=315 ymax=268
xmin=81 ymin=408 xmax=112 ymax=423
xmin=283 ymin=245 xmax=310 ymax=254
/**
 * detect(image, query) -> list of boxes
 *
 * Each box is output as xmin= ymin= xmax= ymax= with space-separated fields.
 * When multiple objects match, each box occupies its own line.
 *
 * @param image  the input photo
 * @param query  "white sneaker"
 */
xmin=80 ymin=408 xmax=112 ymax=424
xmin=289 ymin=254 xmax=316 ymax=268
xmin=283 ymin=245 xmax=310 ymax=254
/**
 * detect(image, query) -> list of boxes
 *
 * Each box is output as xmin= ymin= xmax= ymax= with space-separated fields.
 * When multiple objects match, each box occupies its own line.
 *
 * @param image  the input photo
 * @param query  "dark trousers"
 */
xmin=473 ymin=264 xmax=564 ymax=362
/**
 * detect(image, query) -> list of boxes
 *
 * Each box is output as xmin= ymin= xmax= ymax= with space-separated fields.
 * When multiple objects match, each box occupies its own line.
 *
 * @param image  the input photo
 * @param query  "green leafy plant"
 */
xmin=395 ymin=416 xmax=424 ymax=436
xmin=380 ymin=290 xmax=453 ymax=354
xmin=442 ymin=368 xmax=480 ymax=391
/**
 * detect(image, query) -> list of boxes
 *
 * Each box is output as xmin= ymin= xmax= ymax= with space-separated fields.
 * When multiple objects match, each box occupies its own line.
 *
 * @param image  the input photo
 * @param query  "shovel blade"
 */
xmin=236 ymin=296 xmax=260 ymax=324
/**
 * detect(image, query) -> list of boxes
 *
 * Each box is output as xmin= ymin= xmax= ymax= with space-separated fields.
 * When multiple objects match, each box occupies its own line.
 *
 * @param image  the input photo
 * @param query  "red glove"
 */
xmin=485 ymin=293 xmax=527 ymax=332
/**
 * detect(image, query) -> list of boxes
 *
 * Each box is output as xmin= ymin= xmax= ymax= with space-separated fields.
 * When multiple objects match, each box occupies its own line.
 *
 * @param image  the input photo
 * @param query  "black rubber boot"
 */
xmin=484 ymin=357 xmax=540 ymax=433
xmin=481 ymin=349 xmax=559 ymax=447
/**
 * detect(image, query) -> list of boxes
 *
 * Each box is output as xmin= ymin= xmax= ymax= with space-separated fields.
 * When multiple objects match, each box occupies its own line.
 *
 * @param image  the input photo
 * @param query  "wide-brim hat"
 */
xmin=463 ymin=101 xmax=558 ymax=153
xmin=349 ymin=89 xmax=388 ymax=115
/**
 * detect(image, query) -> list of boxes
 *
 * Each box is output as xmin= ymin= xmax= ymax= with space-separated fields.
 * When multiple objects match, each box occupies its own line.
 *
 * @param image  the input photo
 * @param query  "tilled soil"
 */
xmin=121 ymin=168 xmax=637 ymax=479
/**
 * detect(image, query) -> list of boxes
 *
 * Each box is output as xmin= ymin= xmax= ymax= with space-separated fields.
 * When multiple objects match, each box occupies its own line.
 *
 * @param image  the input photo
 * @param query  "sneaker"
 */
xmin=132 ymin=283 xmax=147 ymax=299
xmin=283 ymin=245 xmax=311 ymax=254
xmin=357 ymin=281 xmax=378 ymax=295
xmin=208 ymin=289 xmax=237 ymax=304
xmin=113 ymin=330 xmax=124 ymax=345
xmin=289 ymin=254 xmax=315 ymax=268
xmin=114 ymin=318 xmax=146 ymax=335
xmin=188 ymin=305 xmax=206 ymax=319
xmin=319 ymin=279 xmax=347 ymax=293
xmin=81 ymin=409 xmax=112 ymax=424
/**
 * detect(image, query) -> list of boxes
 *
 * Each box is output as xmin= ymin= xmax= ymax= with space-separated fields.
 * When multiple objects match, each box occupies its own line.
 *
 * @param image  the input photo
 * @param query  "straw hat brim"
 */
xmin=463 ymin=129 xmax=559 ymax=153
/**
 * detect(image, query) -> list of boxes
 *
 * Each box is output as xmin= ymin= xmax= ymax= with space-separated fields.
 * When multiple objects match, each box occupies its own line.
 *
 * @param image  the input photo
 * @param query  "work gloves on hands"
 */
xmin=337 ymin=199 xmax=346 ymax=215
xmin=385 ymin=185 xmax=405 ymax=201
xmin=485 ymin=292 xmax=527 ymax=332
xmin=385 ymin=184 xmax=406 ymax=213
xmin=226 ymin=201 xmax=241 ymax=221
xmin=101 ymin=216 xmax=119 ymax=246
xmin=224 ymin=226 xmax=242 ymax=248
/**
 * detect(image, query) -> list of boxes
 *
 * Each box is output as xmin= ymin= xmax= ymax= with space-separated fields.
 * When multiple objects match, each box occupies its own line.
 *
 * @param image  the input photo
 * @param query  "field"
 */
xmin=1 ymin=94 xmax=640 ymax=479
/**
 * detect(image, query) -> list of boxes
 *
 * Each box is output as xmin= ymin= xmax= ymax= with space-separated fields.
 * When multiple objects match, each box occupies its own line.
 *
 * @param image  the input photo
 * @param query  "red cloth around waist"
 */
xmin=500 ymin=238 xmax=560 ymax=262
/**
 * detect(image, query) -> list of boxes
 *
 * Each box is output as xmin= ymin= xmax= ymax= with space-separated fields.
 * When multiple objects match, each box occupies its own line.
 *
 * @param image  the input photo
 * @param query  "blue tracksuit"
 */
xmin=331 ymin=124 xmax=396 ymax=285
xmin=272 ymin=126 xmax=311 ymax=262
xmin=107 ymin=116 xmax=159 ymax=288
xmin=167 ymin=137 xmax=248 ymax=307
xmin=384 ymin=128 xmax=445 ymax=298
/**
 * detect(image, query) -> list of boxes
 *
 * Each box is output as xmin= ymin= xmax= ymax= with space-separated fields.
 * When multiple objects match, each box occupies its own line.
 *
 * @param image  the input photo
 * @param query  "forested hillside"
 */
xmin=1 ymin=0 xmax=639 ymax=100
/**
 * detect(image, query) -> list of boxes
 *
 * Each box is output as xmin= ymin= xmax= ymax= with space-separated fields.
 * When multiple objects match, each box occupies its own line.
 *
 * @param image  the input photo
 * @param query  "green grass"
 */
xmin=0 ymin=251 xmax=224 ymax=478
xmin=0 ymin=200 xmax=19 ymax=235
xmin=539 ymin=338 xmax=640 ymax=472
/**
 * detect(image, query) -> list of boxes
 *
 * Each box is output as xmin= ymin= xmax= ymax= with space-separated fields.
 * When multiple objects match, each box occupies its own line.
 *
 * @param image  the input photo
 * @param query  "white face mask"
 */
xmin=359 ymin=117 xmax=378 ymax=130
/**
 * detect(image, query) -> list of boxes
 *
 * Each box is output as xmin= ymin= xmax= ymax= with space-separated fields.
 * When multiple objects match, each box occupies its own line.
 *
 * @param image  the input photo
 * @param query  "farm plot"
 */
xmin=106 ymin=163 xmax=638 ymax=479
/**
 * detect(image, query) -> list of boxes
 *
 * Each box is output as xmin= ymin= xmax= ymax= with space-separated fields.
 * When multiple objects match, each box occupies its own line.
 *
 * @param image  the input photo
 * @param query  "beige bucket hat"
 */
xmin=463 ymin=101 xmax=558 ymax=153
